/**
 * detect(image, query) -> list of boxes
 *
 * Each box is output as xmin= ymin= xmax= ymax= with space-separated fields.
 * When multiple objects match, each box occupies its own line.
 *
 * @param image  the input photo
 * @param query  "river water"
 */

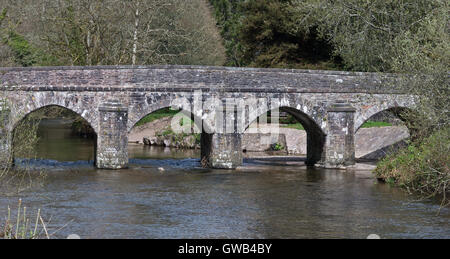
xmin=0 ymin=119 xmax=448 ymax=239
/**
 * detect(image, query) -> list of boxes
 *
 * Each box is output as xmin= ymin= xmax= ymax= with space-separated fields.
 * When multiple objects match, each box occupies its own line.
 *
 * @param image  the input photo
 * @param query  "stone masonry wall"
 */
xmin=0 ymin=65 xmax=416 ymax=169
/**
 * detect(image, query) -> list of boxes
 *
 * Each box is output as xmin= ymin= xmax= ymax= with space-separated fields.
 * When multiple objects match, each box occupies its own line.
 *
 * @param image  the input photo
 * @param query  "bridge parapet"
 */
xmin=0 ymin=65 xmax=403 ymax=94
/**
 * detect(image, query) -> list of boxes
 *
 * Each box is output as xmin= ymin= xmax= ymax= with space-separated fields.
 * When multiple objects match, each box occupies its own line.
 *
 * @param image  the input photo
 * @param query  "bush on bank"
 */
xmin=375 ymin=127 xmax=450 ymax=207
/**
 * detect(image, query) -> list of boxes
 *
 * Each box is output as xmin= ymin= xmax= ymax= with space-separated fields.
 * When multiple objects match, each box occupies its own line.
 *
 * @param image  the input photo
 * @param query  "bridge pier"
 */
xmin=320 ymin=102 xmax=356 ymax=169
xmin=96 ymin=100 xmax=129 ymax=169
xmin=201 ymin=100 xmax=243 ymax=169
xmin=201 ymin=133 xmax=243 ymax=169
xmin=0 ymin=102 xmax=12 ymax=168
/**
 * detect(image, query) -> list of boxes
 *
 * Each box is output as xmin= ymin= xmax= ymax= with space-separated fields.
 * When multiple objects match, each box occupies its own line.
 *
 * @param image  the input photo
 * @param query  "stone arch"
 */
xmin=355 ymin=103 xmax=415 ymax=132
xmin=12 ymin=104 xmax=97 ymax=133
xmin=244 ymin=98 xmax=326 ymax=166
xmin=242 ymin=95 xmax=323 ymax=132
xmin=127 ymin=94 xmax=213 ymax=134
xmin=10 ymin=104 xmax=98 ymax=162
xmin=8 ymin=92 xmax=98 ymax=134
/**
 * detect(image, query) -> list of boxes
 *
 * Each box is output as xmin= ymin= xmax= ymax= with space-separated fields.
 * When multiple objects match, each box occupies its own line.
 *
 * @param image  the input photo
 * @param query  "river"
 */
xmin=0 ymin=119 xmax=448 ymax=239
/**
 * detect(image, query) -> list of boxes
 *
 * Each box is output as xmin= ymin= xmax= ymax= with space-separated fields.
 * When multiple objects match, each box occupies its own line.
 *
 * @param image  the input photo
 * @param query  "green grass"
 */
xmin=135 ymin=108 xmax=180 ymax=127
xmin=282 ymin=123 xmax=305 ymax=130
xmin=281 ymin=121 xmax=391 ymax=131
xmin=360 ymin=120 xmax=392 ymax=128
xmin=156 ymin=129 xmax=174 ymax=137
xmin=374 ymin=127 xmax=449 ymax=207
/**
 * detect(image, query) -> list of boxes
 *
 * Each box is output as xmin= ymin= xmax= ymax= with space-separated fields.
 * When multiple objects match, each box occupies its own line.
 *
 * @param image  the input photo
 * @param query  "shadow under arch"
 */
xmin=12 ymin=105 xmax=98 ymax=164
xmin=245 ymin=106 xmax=326 ymax=166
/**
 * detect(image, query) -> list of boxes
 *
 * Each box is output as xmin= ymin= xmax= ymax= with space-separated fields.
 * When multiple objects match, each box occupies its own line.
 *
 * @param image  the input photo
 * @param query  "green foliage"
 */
xmin=238 ymin=0 xmax=334 ymax=69
xmin=0 ymin=7 xmax=59 ymax=67
xmin=155 ymin=128 xmax=201 ymax=149
xmin=135 ymin=108 xmax=180 ymax=127
xmin=46 ymin=3 xmax=88 ymax=66
xmin=297 ymin=0 xmax=449 ymax=73
xmin=321 ymin=0 xmax=449 ymax=136
xmin=4 ymin=31 xmax=36 ymax=67
xmin=0 ymin=9 xmax=35 ymax=67
xmin=194 ymin=133 xmax=201 ymax=145
xmin=0 ymin=0 xmax=225 ymax=67
xmin=271 ymin=142 xmax=284 ymax=151
xmin=0 ymin=8 xmax=6 ymax=25
xmin=209 ymin=0 xmax=337 ymax=68
xmin=157 ymin=128 xmax=175 ymax=137
xmin=292 ymin=1 xmax=449 ymax=201
xmin=282 ymin=123 xmax=305 ymax=130
xmin=209 ymin=0 xmax=245 ymax=66
xmin=279 ymin=113 xmax=297 ymax=125
xmin=360 ymin=121 xmax=392 ymax=128
xmin=375 ymin=127 xmax=450 ymax=207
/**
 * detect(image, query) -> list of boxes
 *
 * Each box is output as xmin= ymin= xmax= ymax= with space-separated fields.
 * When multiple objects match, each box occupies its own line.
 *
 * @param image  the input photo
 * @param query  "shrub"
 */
xmin=271 ymin=142 xmax=284 ymax=151
xmin=375 ymin=127 xmax=450 ymax=207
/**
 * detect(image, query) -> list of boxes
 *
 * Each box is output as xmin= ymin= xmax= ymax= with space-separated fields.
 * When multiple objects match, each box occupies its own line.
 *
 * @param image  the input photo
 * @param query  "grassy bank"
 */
xmin=375 ymin=127 xmax=449 ymax=207
xmin=282 ymin=123 xmax=305 ymax=130
xmin=360 ymin=121 xmax=392 ymax=128
xmin=135 ymin=108 xmax=180 ymax=127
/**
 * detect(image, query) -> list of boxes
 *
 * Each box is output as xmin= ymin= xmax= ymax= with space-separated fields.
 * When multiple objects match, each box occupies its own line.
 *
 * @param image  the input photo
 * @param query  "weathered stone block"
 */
xmin=320 ymin=102 xmax=356 ymax=169
xmin=96 ymin=100 xmax=129 ymax=169
xmin=201 ymin=133 xmax=243 ymax=169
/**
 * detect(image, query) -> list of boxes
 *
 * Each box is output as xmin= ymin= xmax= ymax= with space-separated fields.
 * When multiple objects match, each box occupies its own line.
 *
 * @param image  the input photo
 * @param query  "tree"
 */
xmin=293 ymin=0 xmax=449 ymax=132
xmin=237 ymin=0 xmax=334 ymax=69
xmin=37 ymin=0 xmax=225 ymax=66
xmin=209 ymin=0 xmax=245 ymax=66
xmin=292 ymin=0 xmax=449 ymax=72
xmin=295 ymin=0 xmax=449 ymax=204
xmin=0 ymin=7 xmax=41 ymax=67
xmin=0 ymin=0 xmax=226 ymax=67
xmin=0 ymin=8 xmax=16 ymax=67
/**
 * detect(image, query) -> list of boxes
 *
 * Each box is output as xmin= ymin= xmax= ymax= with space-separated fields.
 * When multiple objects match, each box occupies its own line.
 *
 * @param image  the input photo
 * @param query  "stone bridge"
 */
xmin=0 ymin=65 xmax=415 ymax=169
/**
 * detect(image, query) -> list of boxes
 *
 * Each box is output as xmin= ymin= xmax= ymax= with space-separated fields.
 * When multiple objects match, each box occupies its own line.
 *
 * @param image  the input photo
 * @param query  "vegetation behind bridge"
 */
xmin=0 ymin=0 xmax=226 ymax=67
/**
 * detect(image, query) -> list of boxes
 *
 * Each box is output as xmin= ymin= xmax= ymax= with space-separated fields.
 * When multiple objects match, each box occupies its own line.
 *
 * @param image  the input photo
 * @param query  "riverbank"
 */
xmin=374 ymin=127 xmax=450 ymax=207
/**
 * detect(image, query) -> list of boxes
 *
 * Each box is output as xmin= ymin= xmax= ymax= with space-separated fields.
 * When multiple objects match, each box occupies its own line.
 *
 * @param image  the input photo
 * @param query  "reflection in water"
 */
xmin=3 ymin=119 xmax=449 ymax=239
xmin=34 ymin=119 xmax=96 ymax=162
xmin=129 ymin=144 xmax=200 ymax=160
